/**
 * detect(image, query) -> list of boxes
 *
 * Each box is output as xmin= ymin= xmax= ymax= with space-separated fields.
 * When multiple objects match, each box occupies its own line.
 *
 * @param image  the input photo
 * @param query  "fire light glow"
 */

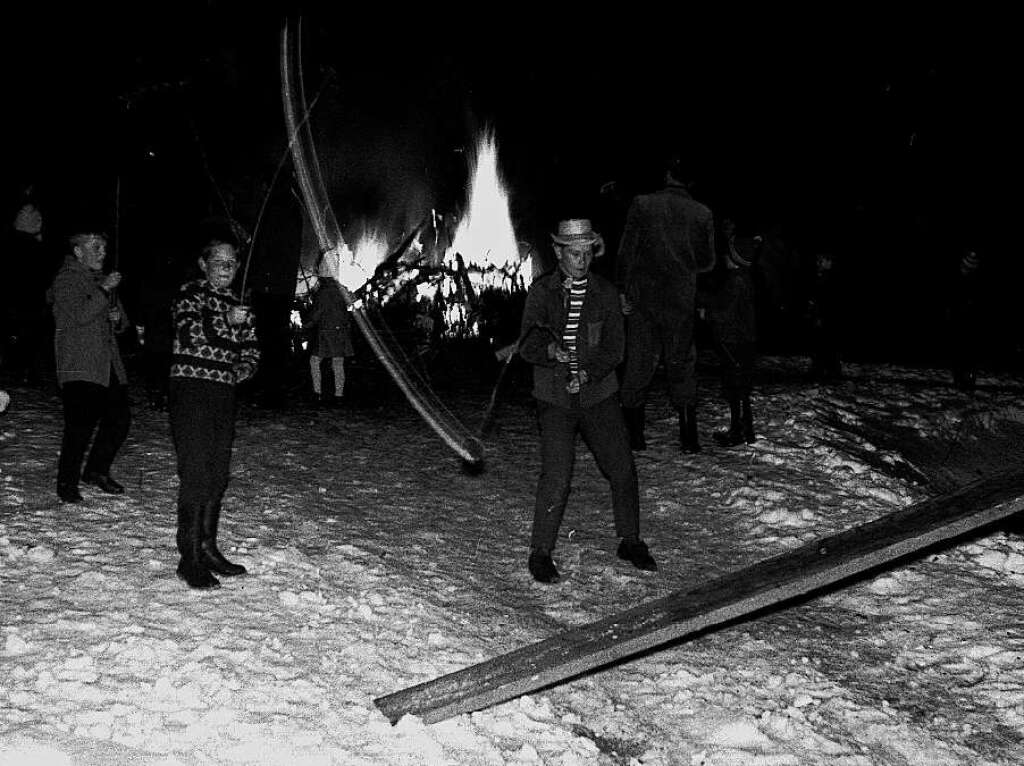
xmin=446 ymin=131 xmax=527 ymax=292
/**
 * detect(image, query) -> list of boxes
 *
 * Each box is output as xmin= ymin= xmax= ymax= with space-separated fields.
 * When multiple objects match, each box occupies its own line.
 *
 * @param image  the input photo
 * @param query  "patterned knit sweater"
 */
xmin=170 ymin=279 xmax=260 ymax=385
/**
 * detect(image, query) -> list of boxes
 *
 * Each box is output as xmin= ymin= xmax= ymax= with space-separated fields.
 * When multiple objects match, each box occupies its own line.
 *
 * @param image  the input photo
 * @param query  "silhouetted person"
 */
xmin=3 ymin=201 xmax=59 ymax=386
xmin=137 ymin=249 xmax=180 ymax=410
xmin=701 ymin=217 xmax=759 ymax=446
xmin=303 ymin=251 xmax=354 ymax=407
xmin=948 ymin=248 xmax=983 ymax=392
xmin=806 ymin=252 xmax=844 ymax=381
xmin=616 ymin=155 xmax=716 ymax=453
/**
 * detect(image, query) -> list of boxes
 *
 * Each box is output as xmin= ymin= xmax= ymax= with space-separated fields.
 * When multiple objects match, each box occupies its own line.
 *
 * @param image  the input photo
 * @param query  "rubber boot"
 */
xmin=741 ymin=396 xmax=756 ymax=444
xmin=679 ymin=404 xmax=701 ymax=454
xmin=622 ymin=406 xmax=647 ymax=451
xmin=713 ymin=398 xmax=744 ymax=447
xmin=200 ymin=501 xmax=247 ymax=576
xmin=176 ymin=503 xmax=220 ymax=589
xmin=528 ymin=547 xmax=560 ymax=584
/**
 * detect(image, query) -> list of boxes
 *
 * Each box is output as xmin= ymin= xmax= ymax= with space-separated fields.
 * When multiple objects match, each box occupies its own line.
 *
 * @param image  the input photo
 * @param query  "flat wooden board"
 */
xmin=375 ymin=469 xmax=1024 ymax=724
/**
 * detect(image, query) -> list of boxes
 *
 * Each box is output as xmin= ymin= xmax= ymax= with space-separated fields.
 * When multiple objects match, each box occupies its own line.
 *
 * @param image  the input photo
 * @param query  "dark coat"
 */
xmin=705 ymin=266 xmax=757 ymax=346
xmin=306 ymin=279 xmax=354 ymax=358
xmin=51 ymin=256 xmax=129 ymax=387
xmin=519 ymin=270 xmax=624 ymax=409
xmin=616 ymin=182 xmax=716 ymax=318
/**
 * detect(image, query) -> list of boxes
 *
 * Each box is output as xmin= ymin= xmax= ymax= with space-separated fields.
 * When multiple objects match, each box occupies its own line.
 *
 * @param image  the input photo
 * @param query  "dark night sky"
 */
xmin=6 ymin=9 xmax=1010 ymax=237
xmin=4 ymin=6 xmax=1015 ymax=359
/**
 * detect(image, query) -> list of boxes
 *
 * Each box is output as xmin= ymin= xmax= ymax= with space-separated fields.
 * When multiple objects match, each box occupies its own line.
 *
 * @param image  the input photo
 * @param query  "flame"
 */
xmin=447 ymin=131 xmax=526 ymax=291
xmin=320 ymin=231 xmax=391 ymax=297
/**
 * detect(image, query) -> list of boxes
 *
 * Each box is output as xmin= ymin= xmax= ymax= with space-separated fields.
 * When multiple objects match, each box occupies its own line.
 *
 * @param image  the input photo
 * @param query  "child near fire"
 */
xmin=303 ymin=252 xmax=354 ymax=406
xmin=518 ymin=219 xmax=657 ymax=583
xmin=169 ymin=237 xmax=260 ymax=589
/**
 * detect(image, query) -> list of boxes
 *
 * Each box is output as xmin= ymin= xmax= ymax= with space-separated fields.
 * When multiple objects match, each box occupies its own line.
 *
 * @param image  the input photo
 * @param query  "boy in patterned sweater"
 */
xmin=169 ymin=238 xmax=260 ymax=589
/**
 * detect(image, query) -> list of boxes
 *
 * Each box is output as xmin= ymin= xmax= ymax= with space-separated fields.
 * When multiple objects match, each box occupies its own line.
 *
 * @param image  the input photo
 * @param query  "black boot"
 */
xmin=741 ymin=396 xmax=756 ymax=444
xmin=617 ymin=537 xmax=658 ymax=571
xmin=679 ymin=404 xmax=701 ymax=453
xmin=528 ymin=547 xmax=560 ymax=584
xmin=622 ymin=406 xmax=647 ymax=451
xmin=176 ymin=503 xmax=220 ymax=589
xmin=200 ymin=501 xmax=247 ymax=576
xmin=714 ymin=398 xmax=744 ymax=447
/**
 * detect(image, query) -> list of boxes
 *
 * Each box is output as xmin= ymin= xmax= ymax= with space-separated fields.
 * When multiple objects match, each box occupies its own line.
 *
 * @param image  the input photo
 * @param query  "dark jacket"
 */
xmin=519 ymin=270 xmax=623 ymax=408
xmin=51 ymin=256 xmax=129 ymax=387
xmin=616 ymin=182 xmax=716 ymax=317
xmin=705 ymin=266 xmax=757 ymax=345
xmin=306 ymin=279 xmax=354 ymax=357
xmin=170 ymin=279 xmax=260 ymax=386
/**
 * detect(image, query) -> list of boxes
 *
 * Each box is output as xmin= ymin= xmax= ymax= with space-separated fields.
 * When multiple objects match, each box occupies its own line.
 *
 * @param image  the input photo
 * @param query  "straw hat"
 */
xmin=550 ymin=219 xmax=605 ymax=256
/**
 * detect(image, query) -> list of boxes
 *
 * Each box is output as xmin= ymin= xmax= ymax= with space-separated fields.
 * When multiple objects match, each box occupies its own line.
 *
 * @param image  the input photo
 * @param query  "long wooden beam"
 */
xmin=375 ymin=469 xmax=1024 ymax=724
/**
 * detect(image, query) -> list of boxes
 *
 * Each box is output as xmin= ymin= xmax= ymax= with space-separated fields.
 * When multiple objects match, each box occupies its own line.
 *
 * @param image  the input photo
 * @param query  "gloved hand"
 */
xmin=547 ymin=342 xmax=570 ymax=363
xmin=234 ymin=363 xmax=255 ymax=384
xmin=227 ymin=305 xmax=251 ymax=326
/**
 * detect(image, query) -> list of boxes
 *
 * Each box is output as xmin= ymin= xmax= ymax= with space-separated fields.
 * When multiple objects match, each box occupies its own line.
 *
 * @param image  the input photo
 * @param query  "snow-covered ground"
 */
xmin=2 ymin=356 xmax=1024 ymax=765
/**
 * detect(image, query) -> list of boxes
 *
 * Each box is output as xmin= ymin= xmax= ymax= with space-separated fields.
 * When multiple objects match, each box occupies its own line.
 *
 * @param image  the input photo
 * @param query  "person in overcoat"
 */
xmin=616 ymin=155 xmax=716 ymax=453
xmin=50 ymin=227 xmax=131 ymax=503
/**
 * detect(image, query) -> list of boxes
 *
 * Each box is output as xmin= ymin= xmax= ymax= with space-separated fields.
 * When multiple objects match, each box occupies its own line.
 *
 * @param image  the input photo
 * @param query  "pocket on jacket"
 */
xmin=587 ymin=321 xmax=603 ymax=347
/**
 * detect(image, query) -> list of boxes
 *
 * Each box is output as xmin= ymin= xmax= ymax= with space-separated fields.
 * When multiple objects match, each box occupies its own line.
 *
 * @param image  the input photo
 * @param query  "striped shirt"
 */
xmin=563 ymin=277 xmax=588 ymax=378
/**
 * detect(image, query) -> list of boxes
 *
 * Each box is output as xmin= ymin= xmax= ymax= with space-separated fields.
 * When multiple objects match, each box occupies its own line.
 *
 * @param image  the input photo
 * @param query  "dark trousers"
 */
xmin=58 ymin=376 xmax=131 ymax=490
xmin=169 ymin=379 xmax=236 ymax=507
xmin=809 ymin=321 xmax=842 ymax=379
xmin=531 ymin=396 xmax=640 ymax=551
xmin=715 ymin=340 xmax=755 ymax=400
xmin=252 ymin=293 xmax=293 ymax=407
xmin=620 ymin=309 xmax=697 ymax=410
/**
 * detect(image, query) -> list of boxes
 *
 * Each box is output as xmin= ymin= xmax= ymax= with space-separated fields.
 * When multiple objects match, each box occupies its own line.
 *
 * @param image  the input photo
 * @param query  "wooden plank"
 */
xmin=374 ymin=469 xmax=1024 ymax=724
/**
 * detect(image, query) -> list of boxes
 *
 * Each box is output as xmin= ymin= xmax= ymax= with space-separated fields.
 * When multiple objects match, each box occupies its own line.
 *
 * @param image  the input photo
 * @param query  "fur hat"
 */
xmin=550 ymin=219 xmax=605 ymax=256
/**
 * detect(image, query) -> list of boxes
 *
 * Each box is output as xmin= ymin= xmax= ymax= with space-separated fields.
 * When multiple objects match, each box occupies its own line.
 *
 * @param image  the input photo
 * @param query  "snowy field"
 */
xmin=2 ymin=355 xmax=1024 ymax=765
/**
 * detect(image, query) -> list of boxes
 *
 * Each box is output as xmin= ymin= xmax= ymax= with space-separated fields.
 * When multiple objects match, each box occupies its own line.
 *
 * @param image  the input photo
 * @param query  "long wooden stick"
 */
xmin=375 ymin=469 xmax=1024 ymax=724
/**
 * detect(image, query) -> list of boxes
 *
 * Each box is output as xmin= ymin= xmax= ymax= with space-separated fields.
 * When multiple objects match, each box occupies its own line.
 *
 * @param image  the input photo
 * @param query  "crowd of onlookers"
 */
xmin=0 ymin=166 xmax=1001 ymax=586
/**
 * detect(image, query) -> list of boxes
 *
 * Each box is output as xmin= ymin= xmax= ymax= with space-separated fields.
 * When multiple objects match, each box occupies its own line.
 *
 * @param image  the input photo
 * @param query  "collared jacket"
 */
xmin=616 ymin=181 xmax=716 ymax=317
xmin=519 ymin=270 xmax=623 ymax=409
xmin=50 ymin=256 xmax=129 ymax=387
xmin=170 ymin=279 xmax=260 ymax=386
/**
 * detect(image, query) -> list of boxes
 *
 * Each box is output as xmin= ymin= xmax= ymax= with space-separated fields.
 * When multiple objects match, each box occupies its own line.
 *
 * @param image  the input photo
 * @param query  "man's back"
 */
xmin=617 ymin=183 xmax=715 ymax=309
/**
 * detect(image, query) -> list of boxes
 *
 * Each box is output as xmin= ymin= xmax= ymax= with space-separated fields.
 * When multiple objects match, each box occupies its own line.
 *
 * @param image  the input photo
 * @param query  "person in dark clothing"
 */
xmin=519 ymin=219 xmax=657 ymax=584
xmin=806 ymin=252 xmax=844 ymax=381
xmin=700 ymin=217 xmax=759 ymax=447
xmin=3 ymin=202 xmax=60 ymax=386
xmin=948 ymin=248 xmax=983 ymax=392
xmin=137 ymin=250 xmax=181 ymax=411
xmin=303 ymin=252 xmax=355 ymax=406
xmin=50 ymin=228 xmax=132 ymax=503
xmin=169 ymin=238 xmax=260 ymax=589
xmin=616 ymin=156 xmax=716 ymax=453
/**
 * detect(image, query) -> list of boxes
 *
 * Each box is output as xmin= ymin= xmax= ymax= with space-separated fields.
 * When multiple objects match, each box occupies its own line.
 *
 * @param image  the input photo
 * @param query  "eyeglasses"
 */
xmin=208 ymin=259 xmax=239 ymax=269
